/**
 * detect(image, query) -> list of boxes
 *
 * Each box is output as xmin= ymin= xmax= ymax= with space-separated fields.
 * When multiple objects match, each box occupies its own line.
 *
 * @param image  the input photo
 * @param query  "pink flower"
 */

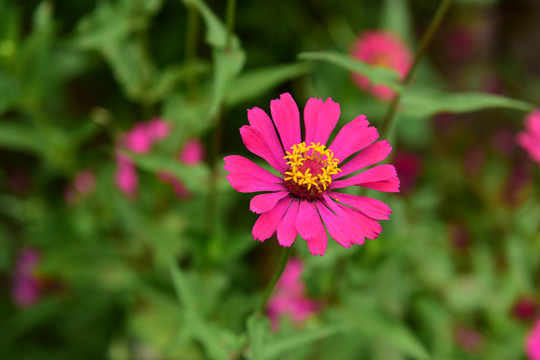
xmin=350 ymin=30 xmax=412 ymax=101
xmin=65 ymin=170 xmax=96 ymax=205
xmin=115 ymin=153 xmax=138 ymax=199
xmin=517 ymin=110 xmax=540 ymax=164
xmin=156 ymin=171 xmax=189 ymax=198
xmin=526 ymin=318 xmax=540 ymax=359
xmin=512 ymin=296 xmax=539 ymax=323
xmin=267 ymin=258 xmax=319 ymax=331
xmin=179 ymin=139 xmax=205 ymax=165
xmin=12 ymin=248 xmax=42 ymax=307
xmin=224 ymin=93 xmax=399 ymax=256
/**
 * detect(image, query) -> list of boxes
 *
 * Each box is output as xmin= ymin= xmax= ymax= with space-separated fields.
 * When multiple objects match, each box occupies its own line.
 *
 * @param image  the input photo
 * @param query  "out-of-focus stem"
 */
xmin=380 ymin=0 xmax=453 ymax=139
xmin=185 ymin=4 xmax=199 ymax=99
xmin=257 ymin=245 xmax=293 ymax=315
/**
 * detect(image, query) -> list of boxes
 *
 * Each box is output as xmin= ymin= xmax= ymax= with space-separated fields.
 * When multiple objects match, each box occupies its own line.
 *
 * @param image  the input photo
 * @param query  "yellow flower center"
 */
xmin=283 ymin=142 xmax=341 ymax=200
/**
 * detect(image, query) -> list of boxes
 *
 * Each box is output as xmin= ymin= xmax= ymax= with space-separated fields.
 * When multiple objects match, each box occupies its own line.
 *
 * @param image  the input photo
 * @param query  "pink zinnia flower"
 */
xmin=115 ymin=153 xmax=138 ymax=199
xmin=267 ymin=258 xmax=319 ymax=331
xmin=526 ymin=318 xmax=540 ymax=359
xmin=12 ymin=248 xmax=42 ymax=307
xmin=517 ymin=110 xmax=540 ymax=165
xmin=350 ymin=30 xmax=412 ymax=101
xmin=179 ymin=139 xmax=205 ymax=165
xmin=224 ymin=93 xmax=399 ymax=256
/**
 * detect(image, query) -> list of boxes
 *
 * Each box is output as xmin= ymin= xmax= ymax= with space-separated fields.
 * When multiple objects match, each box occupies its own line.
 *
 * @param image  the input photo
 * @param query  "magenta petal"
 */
xmin=330 ymin=164 xmax=400 ymax=192
xmin=253 ymin=197 xmax=293 ymax=241
xmin=270 ymin=93 xmax=301 ymax=152
xmin=240 ymin=126 xmax=287 ymax=173
xmin=331 ymin=192 xmax=391 ymax=220
xmin=296 ymin=201 xmax=327 ymax=255
xmin=340 ymin=205 xmax=382 ymax=240
xmin=315 ymin=202 xmax=354 ymax=248
xmin=329 ymin=115 xmax=379 ymax=162
xmin=336 ymin=140 xmax=392 ymax=179
xmin=250 ymin=191 xmax=290 ymax=214
xmin=304 ymin=97 xmax=340 ymax=146
xmin=226 ymin=174 xmax=285 ymax=193
xmin=277 ymin=199 xmax=299 ymax=247
xmin=248 ymin=107 xmax=286 ymax=168
xmin=224 ymin=155 xmax=283 ymax=183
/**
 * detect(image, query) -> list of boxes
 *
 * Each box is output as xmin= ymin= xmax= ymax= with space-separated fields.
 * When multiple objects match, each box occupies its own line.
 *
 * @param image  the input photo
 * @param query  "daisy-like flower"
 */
xmin=224 ymin=93 xmax=399 ymax=256
xmin=526 ymin=317 xmax=540 ymax=359
xmin=267 ymin=258 xmax=320 ymax=331
xmin=350 ymin=30 xmax=412 ymax=101
xmin=517 ymin=110 xmax=540 ymax=165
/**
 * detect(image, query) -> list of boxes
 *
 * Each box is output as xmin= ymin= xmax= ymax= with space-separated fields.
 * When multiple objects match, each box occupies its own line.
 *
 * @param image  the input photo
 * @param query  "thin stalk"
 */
xmin=225 ymin=0 xmax=236 ymax=51
xmin=257 ymin=245 xmax=293 ymax=314
xmin=380 ymin=0 xmax=453 ymax=139
xmin=185 ymin=4 xmax=199 ymax=99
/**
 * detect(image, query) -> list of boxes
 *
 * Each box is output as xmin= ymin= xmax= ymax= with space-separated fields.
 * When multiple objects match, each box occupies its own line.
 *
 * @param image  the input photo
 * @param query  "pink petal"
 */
xmin=295 ymin=201 xmax=327 ymax=256
xmin=240 ymin=126 xmax=286 ymax=173
xmin=179 ymin=139 xmax=205 ymax=165
xmin=248 ymin=107 xmax=286 ymax=170
xmin=224 ymin=155 xmax=283 ymax=183
xmin=277 ymin=199 xmax=299 ymax=247
xmin=329 ymin=192 xmax=391 ymax=220
xmin=250 ymin=191 xmax=290 ymax=214
xmin=270 ymin=93 xmax=301 ymax=152
xmin=253 ymin=196 xmax=293 ymax=241
xmin=340 ymin=204 xmax=382 ymax=240
xmin=330 ymin=164 xmax=400 ymax=192
xmin=226 ymin=173 xmax=285 ymax=193
xmin=315 ymin=202 xmax=354 ymax=248
xmin=329 ymin=115 xmax=379 ymax=163
xmin=304 ymin=97 xmax=340 ymax=146
xmin=336 ymin=140 xmax=392 ymax=179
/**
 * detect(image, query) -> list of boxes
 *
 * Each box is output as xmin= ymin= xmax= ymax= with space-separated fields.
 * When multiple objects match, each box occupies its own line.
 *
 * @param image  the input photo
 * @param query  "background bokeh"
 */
xmin=1 ymin=0 xmax=540 ymax=359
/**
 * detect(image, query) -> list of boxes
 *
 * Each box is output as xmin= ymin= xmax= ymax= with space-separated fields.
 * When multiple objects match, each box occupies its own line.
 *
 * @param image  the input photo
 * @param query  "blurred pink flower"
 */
xmin=454 ymin=325 xmax=483 ymax=354
xmin=114 ymin=118 xmax=171 ymax=198
xmin=115 ymin=153 xmax=138 ymax=199
xmin=156 ymin=171 xmax=189 ymax=198
xmin=526 ymin=317 xmax=540 ymax=359
xmin=179 ymin=139 xmax=205 ymax=165
xmin=267 ymin=258 xmax=320 ymax=331
xmin=393 ymin=152 xmax=422 ymax=194
xmin=350 ymin=30 xmax=412 ymax=101
xmin=12 ymin=248 xmax=42 ymax=307
xmin=512 ymin=296 xmax=539 ymax=323
xmin=517 ymin=110 xmax=540 ymax=164
xmin=64 ymin=169 xmax=96 ymax=205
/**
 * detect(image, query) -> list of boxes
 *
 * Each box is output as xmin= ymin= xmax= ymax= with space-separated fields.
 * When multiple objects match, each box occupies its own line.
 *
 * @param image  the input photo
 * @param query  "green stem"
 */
xmin=185 ymin=4 xmax=199 ymax=99
xmin=257 ymin=245 xmax=293 ymax=314
xmin=380 ymin=0 xmax=453 ymax=139
xmin=225 ymin=0 xmax=236 ymax=51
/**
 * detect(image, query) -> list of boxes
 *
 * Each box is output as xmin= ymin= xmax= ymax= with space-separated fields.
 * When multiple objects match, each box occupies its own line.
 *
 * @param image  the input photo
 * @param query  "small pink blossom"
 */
xmin=267 ymin=258 xmax=320 ymax=331
xmin=147 ymin=117 xmax=171 ymax=142
xmin=350 ymin=30 xmax=412 ymax=101
xmin=224 ymin=93 xmax=399 ymax=256
xmin=12 ymin=248 xmax=42 ymax=307
xmin=512 ymin=296 xmax=539 ymax=323
xmin=526 ymin=317 xmax=540 ymax=359
xmin=179 ymin=139 xmax=205 ymax=165
xmin=115 ymin=153 xmax=138 ymax=199
xmin=517 ymin=110 xmax=540 ymax=164
xmin=64 ymin=170 xmax=96 ymax=205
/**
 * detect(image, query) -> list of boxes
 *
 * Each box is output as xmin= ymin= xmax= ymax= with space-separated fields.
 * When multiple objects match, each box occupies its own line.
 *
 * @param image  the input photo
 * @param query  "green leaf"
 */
xmin=264 ymin=325 xmax=351 ymax=360
xmin=0 ymin=123 xmax=40 ymax=153
xmin=182 ymin=0 xmax=239 ymax=49
xmin=401 ymin=90 xmax=535 ymax=117
xmin=208 ymin=47 xmax=245 ymax=118
xmin=298 ymin=51 xmax=402 ymax=91
xmin=246 ymin=314 xmax=271 ymax=360
xmin=147 ymin=62 xmax=210 ymax=103
xmin=227 ymin=63 xmax=313 ymax=107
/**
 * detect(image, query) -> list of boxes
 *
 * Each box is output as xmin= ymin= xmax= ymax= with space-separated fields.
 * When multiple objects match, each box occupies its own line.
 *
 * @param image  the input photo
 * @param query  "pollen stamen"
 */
xmin=283 ymin=142 xmax=341 ymax=200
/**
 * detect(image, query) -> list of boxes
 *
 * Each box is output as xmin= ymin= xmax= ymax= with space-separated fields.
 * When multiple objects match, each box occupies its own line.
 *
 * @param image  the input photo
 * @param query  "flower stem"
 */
xmin=257 ymin=245 xmax=293 ymax=315
xmin=225 ymin=0 xmax=236 ymax=51
xmin=380 ymin=0 xmax=453 ymax=139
